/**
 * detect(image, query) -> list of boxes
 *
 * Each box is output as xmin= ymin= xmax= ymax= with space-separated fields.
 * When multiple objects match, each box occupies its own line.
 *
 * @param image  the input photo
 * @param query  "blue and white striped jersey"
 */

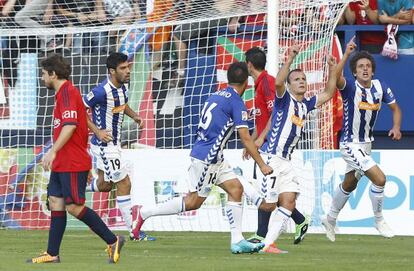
xmin=340 ymin=78 xmax=396 ymax=143
xmin=190 ymin=87 xmax=249 ymax=164
xmin=260 ymin=91 xmax=317 ymax=160
xmin=83 ymin=78 xmax=128 ymax=146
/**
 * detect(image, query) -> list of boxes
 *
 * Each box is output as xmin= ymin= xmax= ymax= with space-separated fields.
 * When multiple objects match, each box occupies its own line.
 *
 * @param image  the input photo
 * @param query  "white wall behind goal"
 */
xmin=124 ymin=149 xmax=414 ymax=236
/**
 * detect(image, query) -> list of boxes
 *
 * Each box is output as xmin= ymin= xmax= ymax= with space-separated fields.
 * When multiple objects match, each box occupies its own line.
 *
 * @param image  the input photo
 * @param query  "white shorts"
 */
xmin=340 ymin=142 xmax=376 ymax=174
xmin=188 ymin=158 xmax=237 ymax=198
xmin=90 ymin=144 xmax=128 ymax=183
xmin=259 ymin=154 xmax=300 ymax=203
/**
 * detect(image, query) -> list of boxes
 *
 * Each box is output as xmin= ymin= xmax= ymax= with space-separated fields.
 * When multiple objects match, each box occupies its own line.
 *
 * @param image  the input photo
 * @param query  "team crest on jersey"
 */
xmin=86 ymin=92 xmax=94 ymax=101
xmin=291 ymin=115 xmax=304 ymax=127
xmin=53 ymin=118 xmax=61 ymax=128
xmin=241 ymin=111 xmax=248 ymax=121
xmin=374 ymin=92 xmax=381 ymax=100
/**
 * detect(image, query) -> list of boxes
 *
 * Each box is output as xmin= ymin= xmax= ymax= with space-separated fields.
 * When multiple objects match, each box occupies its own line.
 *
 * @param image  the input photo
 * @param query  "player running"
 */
xmin=322 ymin=38 xmax=402 ymax=241
xmin=83 ymin=52 xmax=154 ymax=241
xmin=132 ymin=62 xmax=274 ymax=254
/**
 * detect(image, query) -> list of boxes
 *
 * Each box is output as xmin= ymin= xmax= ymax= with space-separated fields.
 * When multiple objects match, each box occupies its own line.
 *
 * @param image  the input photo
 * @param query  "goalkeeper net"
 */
xmin=0 ymin=0 xmax=348 ymax=230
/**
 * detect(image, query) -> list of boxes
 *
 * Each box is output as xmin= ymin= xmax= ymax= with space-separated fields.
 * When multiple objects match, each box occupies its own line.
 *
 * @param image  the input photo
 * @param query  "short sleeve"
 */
xmin=83 ymin=87 xmax=105 ymax=108
xmin=304 ymin=96 xmax=318 ymax=112
xmin=381 ymin=82 xmax=396 ymax=104
xmin=274 ymin=89 xmax=291 ymax=109
xmin=59 ymin=87 xmax=79 ymax=125
xmin=232 ymin=98 xmax=249 ymax=129
xmin=369 ymin=0 xmax=378 ymax=10
xmin=402 ymin=0 xmax=412 ymax=10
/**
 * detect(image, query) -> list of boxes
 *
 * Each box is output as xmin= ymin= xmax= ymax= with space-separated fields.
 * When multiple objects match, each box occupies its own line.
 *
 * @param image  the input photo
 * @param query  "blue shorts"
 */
xmin=47 ymin=171 xmax=88 ymax=205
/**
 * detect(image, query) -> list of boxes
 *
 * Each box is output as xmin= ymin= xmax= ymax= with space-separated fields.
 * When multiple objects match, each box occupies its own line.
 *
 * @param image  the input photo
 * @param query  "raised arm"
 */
xmin=238 ymin=127 xmax=273 ymax=176
xmin=336 ymin=36 xmax=357 ymax=89
xmin=388 ymin=102 xmax=402 ymax=140
xmin=275 ymin=44 xmax=301 ymax=98
xmin=315 ymin=55 xmax=339 ymax=107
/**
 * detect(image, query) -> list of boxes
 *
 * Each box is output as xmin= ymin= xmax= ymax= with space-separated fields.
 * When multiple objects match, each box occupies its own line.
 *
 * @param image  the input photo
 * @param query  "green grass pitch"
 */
xmin=1 ymin=230 xmax=412 ymax=271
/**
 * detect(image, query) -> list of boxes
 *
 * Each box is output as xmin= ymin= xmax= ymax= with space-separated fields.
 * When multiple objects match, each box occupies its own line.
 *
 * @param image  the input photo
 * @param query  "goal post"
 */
xmin=0 ymin=0 xmax=349 ymax=230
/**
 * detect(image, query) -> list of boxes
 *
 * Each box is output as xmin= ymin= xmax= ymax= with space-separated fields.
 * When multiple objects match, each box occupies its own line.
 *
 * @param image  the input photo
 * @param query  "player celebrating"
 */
xmin=28 ymin=54 xmax=124 ymax=264
xmin=132 ymin=62 xmax=273 ymax=254
xmin=243 ymin=47 xmax=310 ymax=245
xmin=254 ymin=45 xmax=339 ymax=254
xmin=322 ymin=40 xmax=402 ymax=241
xmin=83 ymin=52 xmax=154 ymax=241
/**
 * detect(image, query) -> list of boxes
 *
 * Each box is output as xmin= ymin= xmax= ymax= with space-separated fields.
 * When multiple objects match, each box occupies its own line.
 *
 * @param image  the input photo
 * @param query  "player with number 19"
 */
xmin=132 ymin=62 xmax=274 ymax=254
xmin=83 ymin=52 xmax=154 ymax=241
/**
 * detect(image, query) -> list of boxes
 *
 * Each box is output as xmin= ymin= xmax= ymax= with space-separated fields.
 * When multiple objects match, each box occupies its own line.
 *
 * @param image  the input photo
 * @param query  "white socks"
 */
xmin=141 ymin=197 xmax=185 ymax=220
xmin=264 ymin=207 xmax=291 ymax=247
xmin=225 ymin=201 xmax=244 ymax=244
xmin=85 ymin=178 xmax=99 ymax=192
xmin=239 ymin=177 xmax=263 ymax=208
xmin=328 ymin=184 xmax=350 ymax=225
xmin=369 ymin=184 xmax=384 ymax=222
xmin=117 ymin=195 xmax=132 ymax=231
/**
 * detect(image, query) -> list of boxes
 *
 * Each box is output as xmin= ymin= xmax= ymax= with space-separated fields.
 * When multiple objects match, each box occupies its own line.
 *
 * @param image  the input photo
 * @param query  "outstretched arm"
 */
xmin=238 ymin=127 xmax=273 ymax=176
xmin=336 ymin=36 xmax=356 ymax=89
xmin=388 ymin=102 xmax=402 ymax=140
xmin=275 ymin=44 xmax=301 ymax=98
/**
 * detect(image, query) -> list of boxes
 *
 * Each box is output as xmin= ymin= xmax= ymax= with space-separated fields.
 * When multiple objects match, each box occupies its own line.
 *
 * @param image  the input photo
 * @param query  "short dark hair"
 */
xmin=40 ymin=54 xmax=71 ymax=80
xmin=106 ymin=52 xmax=128 ymax=70
xmin=286 ymin=68 xmax=303 ymax=84
xmin=245 ymin=47 xmax=266 ymax=70
xmin=227 ymin=62 xmax=248 ymax=85
xmin=349 ymin=51 xmax=376 ymax=75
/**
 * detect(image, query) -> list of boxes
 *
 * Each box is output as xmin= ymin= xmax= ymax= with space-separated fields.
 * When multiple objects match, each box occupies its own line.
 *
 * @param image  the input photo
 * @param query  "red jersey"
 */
xmin=52 ymin=81 xmax=91 ymax=172
xmin=254 ymin=71 xmax=275 ymax=136
xmin=349 ymin=1 xmax=386 ymax=45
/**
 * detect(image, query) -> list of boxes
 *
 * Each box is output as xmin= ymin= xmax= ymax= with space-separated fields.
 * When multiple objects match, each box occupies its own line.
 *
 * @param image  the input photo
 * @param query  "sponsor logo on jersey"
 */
xmin=291 ymin=115 xmax=304 ymax=127
xmin=112 ymin=104 xmax=126 ymax=113
xmin=62 ymin=110 xmax=78 ymax=119
xmin=266 ymin=100 xmax=274 ymax=110
xmin=358 ymin=102 xmax=380 ymax=111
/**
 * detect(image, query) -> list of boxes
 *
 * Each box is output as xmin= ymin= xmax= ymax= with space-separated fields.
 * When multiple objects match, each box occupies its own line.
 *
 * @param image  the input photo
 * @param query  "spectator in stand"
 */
xmin=344 ymin=0 xmax=386 ymax=54
xmin=14 ymin=0 xmax=57 ymax=50
xmin=378 ymin=0 xmax=414 ymax=55
xmin=54 ymin=0 xmax=108 ymax=54
xmin=173 ymin=0 xmax=239 ymax=87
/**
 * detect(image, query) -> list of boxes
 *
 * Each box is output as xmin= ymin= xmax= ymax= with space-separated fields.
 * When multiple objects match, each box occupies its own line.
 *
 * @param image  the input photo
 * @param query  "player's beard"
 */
xmin=117 ymin=74 xmax=130 ymax=84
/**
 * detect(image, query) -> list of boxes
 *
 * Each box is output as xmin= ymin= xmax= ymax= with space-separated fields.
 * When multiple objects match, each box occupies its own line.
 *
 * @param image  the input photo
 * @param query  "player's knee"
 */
xmin=116 ymin=177 xmax=131 ymax=194
xmin=373 ymin=174 xmax=386 ymax=187
xmin=48 ymin=196 xmax=65 ymax=210
xmin=260 ymin=201 xmax=276 ymax=212
xmin=228 ymin=183 xmax=243 ymax=202
xmin=184 ymin=194 xmax=203 ymax=210
xmin=97 ymin=180 xmax=113 ymax=192
xmin=65 ymin=204 xmax=84 ymax=217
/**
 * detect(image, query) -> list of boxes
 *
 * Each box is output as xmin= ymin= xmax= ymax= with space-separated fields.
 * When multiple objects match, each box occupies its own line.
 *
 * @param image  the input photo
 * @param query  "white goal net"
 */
xmin=0 ymin=0 xmax=349 ymax=231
